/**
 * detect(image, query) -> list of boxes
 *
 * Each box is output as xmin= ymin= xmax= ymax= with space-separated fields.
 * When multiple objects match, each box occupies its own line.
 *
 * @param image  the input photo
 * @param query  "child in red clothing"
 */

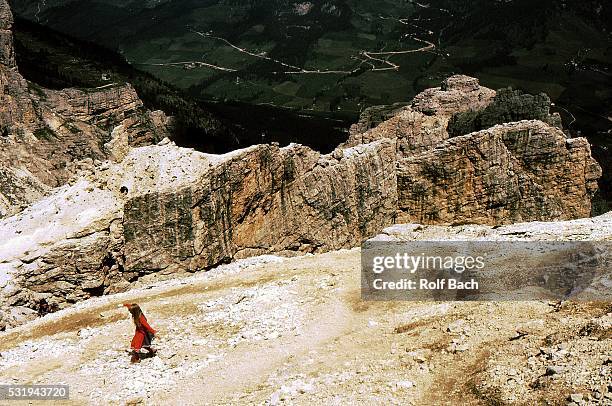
xmin=124 ymin=303 xmax=157 ymax=363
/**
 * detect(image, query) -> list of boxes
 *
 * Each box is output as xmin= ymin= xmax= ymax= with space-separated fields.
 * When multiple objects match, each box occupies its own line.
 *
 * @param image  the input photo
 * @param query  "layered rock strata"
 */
xmin=0 ymin=139 xmax=397 ymax=328
xmin=0 ymin=0 xmax=170 ymax=218
xmin=342 ymin=75 xmax=496 ymax=155
xmin=396 ymin=120 xmax=601 ymax=225
xmin=0 ymin=0 xmax=604 ymax=329
xmin=0 ymin=0 xmax=15 ymax=68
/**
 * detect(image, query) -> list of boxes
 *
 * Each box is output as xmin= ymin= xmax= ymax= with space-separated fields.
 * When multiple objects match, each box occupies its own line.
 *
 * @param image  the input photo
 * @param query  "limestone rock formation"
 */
xmin=0 ymin=138 xmax=397 ymax=328
xmin=347 ymin=103 xmax=409 ymax=136
xmin=0 ymin=107 xmax=604 ymax=328
xmin=343 ymin=108 xmax=450 ymax=156
xmin=446 ymin=87 xmax=564 ymax=138
xmin=0 ymin=0 xmax=15 ymax=67
xmin=343 ymin=76 xmax=601 ymax=225
xmin=344 ymin=76 xmax=564 ymax=162
xmin=0 ymin=79 xmax=171 ymax=217
xmin=124 ymin=140 xmax=397 ymax=273
xmin=0 ymin=166 xmax=48 ymax=218
xmin=0 ymin=0 xmax=170 ymax=218
xmin=0 ymin=10 xmax=604 ymax=332
xmin=411 ymin=75 xmax=496 ymax=117
xmin=343 ymin=75 xmax=496 ymax=156
xmin=396 ymin=120 xmax=602 ymax=225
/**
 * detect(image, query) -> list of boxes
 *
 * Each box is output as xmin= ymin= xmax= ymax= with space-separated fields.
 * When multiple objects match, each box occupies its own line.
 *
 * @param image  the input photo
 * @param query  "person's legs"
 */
xmin=143 ymin=332 xmax=156 ymax=354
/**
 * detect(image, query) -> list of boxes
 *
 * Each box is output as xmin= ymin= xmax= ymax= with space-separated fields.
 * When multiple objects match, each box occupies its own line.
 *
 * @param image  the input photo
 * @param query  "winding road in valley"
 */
xmin=141 ymin=3 xmax=451 ymax=77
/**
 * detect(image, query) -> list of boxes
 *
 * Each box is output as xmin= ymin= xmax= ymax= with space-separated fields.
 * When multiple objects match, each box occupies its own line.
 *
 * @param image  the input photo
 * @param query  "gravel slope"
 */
xmin=0 ymin=248 xmax=610 ymax=405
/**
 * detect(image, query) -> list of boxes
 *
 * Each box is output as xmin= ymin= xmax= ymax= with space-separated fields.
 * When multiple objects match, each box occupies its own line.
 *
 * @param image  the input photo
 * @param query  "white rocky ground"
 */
xmin=0 ymin=215 xmax=610 ymax=405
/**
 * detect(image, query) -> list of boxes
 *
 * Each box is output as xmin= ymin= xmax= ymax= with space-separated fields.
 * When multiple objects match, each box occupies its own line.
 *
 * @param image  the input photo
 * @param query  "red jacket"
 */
xmin=130 ymin=314 xmax=156 ymax=350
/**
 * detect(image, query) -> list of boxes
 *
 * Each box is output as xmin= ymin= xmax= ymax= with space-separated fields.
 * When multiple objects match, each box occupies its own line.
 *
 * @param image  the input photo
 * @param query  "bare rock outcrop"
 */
xmin=123 ymin=140 xmax=397 ymax=273
xmin=0 ymin=23 xmax=604 ymax=330
xmin=0 ymin=139 xmax=397 ymax=327
xmin=411 ymin=75 xmax=496 ymax=117
xmin=0 ymin=105 xmax=603 ymax=328
xmin=397 ymin=120 xmax=602 ymax=225
xmin=342 ymin=76 xmax=601 ymax=225
xmin=0 ymin=78 xmax=171 ymax=214
xmin=343 ymin=108 xmax=449 ymax=156
xmin=0 ymin=0 xmax=170 ymax=218
xmin=0 ymin=0 xmax=15 ymax=67
xmin=0 ymin=166 xmax=48 ymax=218
xmin=342 ymin=76 xmax=496 ymax=156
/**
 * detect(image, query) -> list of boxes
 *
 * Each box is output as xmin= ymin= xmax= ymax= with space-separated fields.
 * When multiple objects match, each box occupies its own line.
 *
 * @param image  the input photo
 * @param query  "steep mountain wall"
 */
xmin=397 ymin=120 xmax=601 ymax=225
xmin=0 ymin=1 xmax=604 ymax=330
xmin=342 ymin=75 xmax=496 ymax=156
xmin=343 ymin=77 xmax=602 ymax=225
xmin=0 ymin=139 xmax=398 ymax=328
xmin=0 ymin=117 xmax=602 ymax=329
xmin=0 ymin=0 xmax=15 ymax=67
xmin=0 ymin=100 xmax=603 ymax=328
xmin=122 ymin=140 xmax=397 ymax=274
xmin=0 ymin=0 xmax=170 ymax=218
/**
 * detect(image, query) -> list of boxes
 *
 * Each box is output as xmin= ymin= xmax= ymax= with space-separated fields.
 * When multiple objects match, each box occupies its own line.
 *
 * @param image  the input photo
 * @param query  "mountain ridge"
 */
xmin=12 ymin=0 xmax=610 ymax=200
xmin=0 ymin=72 xmax=602 ymax=329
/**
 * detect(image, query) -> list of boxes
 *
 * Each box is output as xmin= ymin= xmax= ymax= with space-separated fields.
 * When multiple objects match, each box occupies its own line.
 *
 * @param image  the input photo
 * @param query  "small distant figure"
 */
xmin=123 ymin=303 xmax=157 ymax=363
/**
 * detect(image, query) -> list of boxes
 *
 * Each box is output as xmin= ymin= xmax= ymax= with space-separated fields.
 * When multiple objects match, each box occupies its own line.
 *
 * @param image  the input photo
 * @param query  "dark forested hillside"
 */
xmin=13 ymin=17 xmax=235 ymax=151
xmin=12 ymin=0 xmax=610 ymax=135
xmin=12 ymin=17 xmax=352 ymax=153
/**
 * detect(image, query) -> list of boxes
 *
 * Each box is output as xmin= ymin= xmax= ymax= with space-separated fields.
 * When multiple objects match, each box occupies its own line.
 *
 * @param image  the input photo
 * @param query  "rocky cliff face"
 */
xmin=343 ymin=75 xmax=496 ymax=156
xmin=0 ymin=0 xmax=15 ymax=67
xmin=411 ymin=75 xmax=497 ymax=117
xmin=123 ymin=140 xmax=397 ymax=275
xmin=344 ymin=76 xmax=601 ymax=225
xmin=0 ymin=106 xmax=603 ymax=329
xmin=0 ymin=0 xmax=170 ymax=218
xmin=397 ymin=120 xmax=601 ymax=225
xmin=0 ymin=20 xmax=604 ymax=330
xmin=0 ymin=139 xmax=397 ymax=328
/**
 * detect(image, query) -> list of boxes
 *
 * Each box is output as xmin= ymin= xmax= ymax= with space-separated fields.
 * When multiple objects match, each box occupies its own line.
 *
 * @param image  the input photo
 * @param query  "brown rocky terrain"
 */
xmin=0 ymin=0 xmax=15 ymax=68
xmin=0 ymin=138 xmax=398 ymax=329
xmin=0 ymin=214 xmax=609 ymax=405
xmin=0 ymin=0 xmax=170 ymax=218
xmin=397 ymin=120 xmax=601 ymax=225
xmin=342 ymin=75 xmax=496 ymax=155
xmin=0 ymin=67 xmax=603 ymax=329
xmin=0 ymin=1 xmax=609 ymax=403
xmin=343 ymin=76 xmax=600 ymax=225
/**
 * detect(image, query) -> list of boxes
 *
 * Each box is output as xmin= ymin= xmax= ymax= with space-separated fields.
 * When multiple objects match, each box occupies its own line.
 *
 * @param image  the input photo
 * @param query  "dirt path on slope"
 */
xmin=0 ymin=250 xmax=609 ymax=405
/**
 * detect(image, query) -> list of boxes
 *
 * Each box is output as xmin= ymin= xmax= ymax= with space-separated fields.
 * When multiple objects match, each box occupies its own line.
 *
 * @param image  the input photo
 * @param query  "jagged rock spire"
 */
xmin=0 ymin=0 xmax=16 ymax=67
